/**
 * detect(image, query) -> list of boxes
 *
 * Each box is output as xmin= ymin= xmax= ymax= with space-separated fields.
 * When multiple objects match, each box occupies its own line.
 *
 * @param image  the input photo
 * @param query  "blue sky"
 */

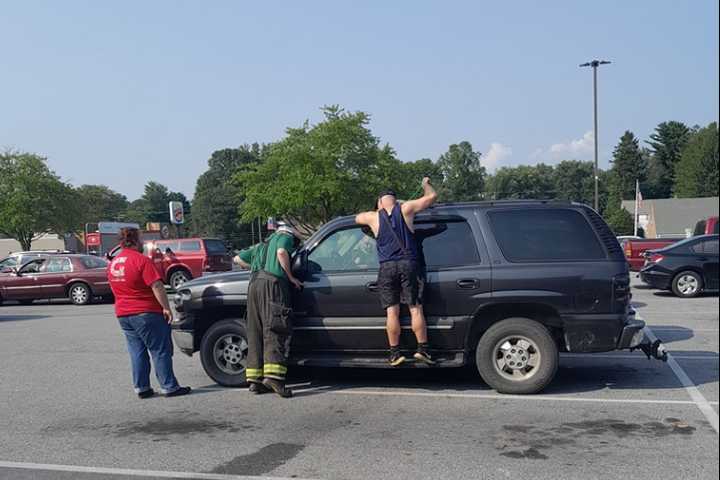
xmin=1 ymin=1 xmax=718 ymax=200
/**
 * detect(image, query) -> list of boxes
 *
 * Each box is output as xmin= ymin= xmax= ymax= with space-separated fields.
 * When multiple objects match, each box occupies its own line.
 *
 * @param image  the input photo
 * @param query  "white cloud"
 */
xmin=531 ymin=131 xmax=596 ymax=162
xmin=482 ymin=142 xmax=512 ymax=171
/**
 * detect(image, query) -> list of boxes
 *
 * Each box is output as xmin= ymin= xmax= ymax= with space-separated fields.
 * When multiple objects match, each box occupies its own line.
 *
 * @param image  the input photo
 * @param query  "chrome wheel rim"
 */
xmin=493 ymin=335 xmax=541 ymax=381
xmin=213 ymin=334 xmax=248 ymax=375
xmin=71 ymin=286 xmax=88 ymax=304
xmin=677 ymin=275 xmax=699 ymax=295
xmin=171 ymin=273 xmax=188 ymax=289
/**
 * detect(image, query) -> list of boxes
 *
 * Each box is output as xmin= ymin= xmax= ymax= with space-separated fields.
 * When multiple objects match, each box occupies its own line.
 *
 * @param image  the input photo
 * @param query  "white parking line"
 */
xmin=296 ymin=388 xmax=718 ymax=406
xmin=0 ymin=461 xmax=315 ymax=480
xmin=637 ymin=313 xmax=720 ymax=434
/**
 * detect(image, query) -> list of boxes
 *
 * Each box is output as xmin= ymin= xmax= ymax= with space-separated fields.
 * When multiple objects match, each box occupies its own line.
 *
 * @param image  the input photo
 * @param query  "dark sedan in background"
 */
xmin=640 ymin=234 xmax=719 ymax=298
xmin=0 ymin=255 xmax=111 ymax=306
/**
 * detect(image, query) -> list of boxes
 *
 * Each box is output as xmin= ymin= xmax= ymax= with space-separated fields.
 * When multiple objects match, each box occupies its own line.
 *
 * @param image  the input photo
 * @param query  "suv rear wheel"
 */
xmin=671 ymin=270 xmax=703 ymax=298
xmin=199 ymin=319 xmax=248 ymax=387
xmin=476 ymin=317 xmax=558 ymax=394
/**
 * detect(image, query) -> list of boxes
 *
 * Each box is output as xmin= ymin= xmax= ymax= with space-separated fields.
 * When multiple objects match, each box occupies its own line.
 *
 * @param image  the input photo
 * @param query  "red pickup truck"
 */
xmin=694 ymin=216 xmax=719 ymax=236
xmin=622 ymin=238 xmax=683 ymax=271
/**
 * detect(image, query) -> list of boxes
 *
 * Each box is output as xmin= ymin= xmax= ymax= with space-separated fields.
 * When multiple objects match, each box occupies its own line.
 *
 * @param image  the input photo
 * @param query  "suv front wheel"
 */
xmin=476 ymin=317 xmax=558 ymax=394
xmin=199 ymin=319 xmax=249 ymax=387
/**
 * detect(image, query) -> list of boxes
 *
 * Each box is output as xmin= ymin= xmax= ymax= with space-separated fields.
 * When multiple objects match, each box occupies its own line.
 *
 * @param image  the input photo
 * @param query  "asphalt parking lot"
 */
xmin=0 ymin=277 xmax=718 ymax=480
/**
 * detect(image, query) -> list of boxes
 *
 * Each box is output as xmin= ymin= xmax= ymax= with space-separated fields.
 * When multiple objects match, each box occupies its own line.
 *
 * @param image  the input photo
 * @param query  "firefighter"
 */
xmin=234 ymin=222 xmax=302 ymax=398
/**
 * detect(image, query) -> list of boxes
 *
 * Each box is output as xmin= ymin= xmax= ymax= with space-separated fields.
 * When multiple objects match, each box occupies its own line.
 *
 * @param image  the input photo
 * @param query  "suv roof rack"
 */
xmin=430 ymin=199 xmax=580 ymax=208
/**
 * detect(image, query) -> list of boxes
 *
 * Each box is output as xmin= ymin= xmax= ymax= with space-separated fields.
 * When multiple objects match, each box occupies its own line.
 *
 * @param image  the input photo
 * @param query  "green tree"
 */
xmin=487 ymin=164 xmax=555 ymax=200
xmin=122 ymin=181 xmax=189 ymax=227
xmin=0 ymin=151 xmax=79 ymax=251
xmin=75 ymin=184 xmax=129 ymax=226
xmin=675 ymin=122 xmax=719 ymax=198
xmin=235 ymin=106 xmax=397 ymax=233
xmin=436 ymin=141 xmax=486 ymax=201
xmin=192 ymin=145 xmax=260 ymax=246
xmin=602 ymin=172 xmax=635 ymax=235
xmin=610 ymin=131 xmax=646 ymax=200
xmin=645 ymin=121 xmax=691 ymax=198
xmin=553 ymin=160 xmax=596 ymax=205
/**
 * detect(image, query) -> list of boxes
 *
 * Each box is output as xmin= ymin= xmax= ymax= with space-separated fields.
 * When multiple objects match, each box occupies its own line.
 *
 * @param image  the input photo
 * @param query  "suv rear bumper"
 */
xmin=617 ymin=318 xmax=646 ymax=349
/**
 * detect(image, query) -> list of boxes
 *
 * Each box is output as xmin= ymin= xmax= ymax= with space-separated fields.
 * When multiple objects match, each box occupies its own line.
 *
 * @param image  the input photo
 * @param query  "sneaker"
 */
xmin=414 ymin=343 xmax=435 ymax=365
xmin=137 ymin=388 xmax=155 ymax=399
xmin=389 ymin=350 xmax=406 ymax=367
xmin=165 ymin=386 xmax=192 ymax=398
xmin=262 ymin=378 xmax=293 ymax=398
xmin=249 ymin=382 xmax=270 ymax=394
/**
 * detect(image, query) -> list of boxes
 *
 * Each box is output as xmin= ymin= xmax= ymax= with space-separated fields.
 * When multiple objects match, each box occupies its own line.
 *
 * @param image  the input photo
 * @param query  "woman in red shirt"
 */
xmin=108 ymin=228 xmax=191 ymax=399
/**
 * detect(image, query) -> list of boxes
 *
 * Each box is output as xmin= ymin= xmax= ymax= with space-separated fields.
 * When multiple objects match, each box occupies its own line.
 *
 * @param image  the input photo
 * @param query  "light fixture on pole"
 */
xmin=579 ymin=59 xmax=611 ymax=212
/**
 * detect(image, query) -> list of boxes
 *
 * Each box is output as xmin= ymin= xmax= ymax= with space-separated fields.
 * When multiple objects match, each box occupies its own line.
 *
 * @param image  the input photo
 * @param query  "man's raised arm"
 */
xmin=403 ymin=177 xmax=438 ymax=214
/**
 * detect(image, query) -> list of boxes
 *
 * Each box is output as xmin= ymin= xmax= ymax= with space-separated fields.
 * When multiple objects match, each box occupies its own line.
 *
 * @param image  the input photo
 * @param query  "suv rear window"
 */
xmin=203 ymin=239 xmax=228 ymax=255
xmin=488 ymin=209 xmax=606 ymax=262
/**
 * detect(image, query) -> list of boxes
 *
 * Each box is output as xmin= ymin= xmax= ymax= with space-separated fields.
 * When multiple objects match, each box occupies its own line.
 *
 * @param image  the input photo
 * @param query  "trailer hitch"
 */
xmin=631 ymin=339 xmax=668 ymax=362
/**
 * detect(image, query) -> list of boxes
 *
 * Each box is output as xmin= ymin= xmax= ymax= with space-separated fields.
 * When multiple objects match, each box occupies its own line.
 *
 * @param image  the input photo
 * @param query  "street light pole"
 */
xmin=579 ymin=59 xmax=611 ymax=211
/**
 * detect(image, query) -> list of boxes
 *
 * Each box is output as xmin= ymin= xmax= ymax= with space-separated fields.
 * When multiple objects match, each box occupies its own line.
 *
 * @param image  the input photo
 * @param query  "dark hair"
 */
xmin=119 ymin=228 xmax=140 ymax=248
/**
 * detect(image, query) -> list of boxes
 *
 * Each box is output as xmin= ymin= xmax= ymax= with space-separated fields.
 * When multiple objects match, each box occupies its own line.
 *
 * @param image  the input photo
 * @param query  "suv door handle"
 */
xmin=366 ymin=282 xmax=379 ymax=292
xmin=456 ymin=278 xmax=479 ymax=289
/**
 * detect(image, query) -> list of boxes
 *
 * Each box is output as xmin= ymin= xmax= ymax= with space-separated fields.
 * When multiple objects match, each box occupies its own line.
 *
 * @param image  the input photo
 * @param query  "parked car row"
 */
xmin=0 ymin=238 xmax=233 ymax=306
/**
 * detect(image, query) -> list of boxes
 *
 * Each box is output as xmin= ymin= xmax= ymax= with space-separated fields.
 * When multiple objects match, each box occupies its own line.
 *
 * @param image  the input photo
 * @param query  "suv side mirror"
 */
xmin=292 ymin=250 xmax=308 ymax=276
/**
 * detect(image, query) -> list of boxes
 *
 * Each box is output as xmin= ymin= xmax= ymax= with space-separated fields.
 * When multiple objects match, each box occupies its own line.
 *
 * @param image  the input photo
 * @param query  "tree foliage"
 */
xmin=121 ymin=181 xmax=190 ymax=227
xmin=436 ymin=142 xmax=486 ymax=202
xmin=0 ymin=151 xmax=79 ymax=250
xmin=611 ymin=131 xmax=646 ymax=200
xmin=235 ymin=106 xmax=400 ymax=232
xmin=192 ymin=145 xmax=261 ymax=246
xmin=645 ymin=121 xmax=691 ymax=198
xmin=675 ymin=122 xmax=719 ymax=198
xmin=487 ymin=164 xmax=555 ymax=200
xmin=75 ymin=184 xmax=129 ymax=227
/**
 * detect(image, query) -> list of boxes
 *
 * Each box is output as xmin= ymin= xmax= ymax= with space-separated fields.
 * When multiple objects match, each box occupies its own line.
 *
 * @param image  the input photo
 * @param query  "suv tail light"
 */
xmin=613 ymin=273 xmax=631 ymax=309
xmin=649 ymin=253 xmax=664 ymax=264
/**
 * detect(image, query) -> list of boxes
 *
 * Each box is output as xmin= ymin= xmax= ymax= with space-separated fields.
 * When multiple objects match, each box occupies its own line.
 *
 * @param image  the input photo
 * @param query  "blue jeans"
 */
xmin=118 ymin=313 xmax=181 ymax=394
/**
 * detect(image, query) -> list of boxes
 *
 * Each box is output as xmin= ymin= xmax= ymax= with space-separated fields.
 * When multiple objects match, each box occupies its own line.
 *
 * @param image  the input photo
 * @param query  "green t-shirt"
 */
xmin=238 ymin=232 xmax=295 ymax=279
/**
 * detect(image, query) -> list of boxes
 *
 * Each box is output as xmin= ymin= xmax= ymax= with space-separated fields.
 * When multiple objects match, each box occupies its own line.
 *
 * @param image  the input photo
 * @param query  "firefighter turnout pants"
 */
xmin=246 ymin=271 xmax=293 ymax=383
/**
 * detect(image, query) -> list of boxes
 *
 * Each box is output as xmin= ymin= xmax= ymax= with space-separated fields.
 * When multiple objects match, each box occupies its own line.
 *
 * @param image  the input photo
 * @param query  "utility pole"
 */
xmin=579 ymin=59 xmax=611 ymax=211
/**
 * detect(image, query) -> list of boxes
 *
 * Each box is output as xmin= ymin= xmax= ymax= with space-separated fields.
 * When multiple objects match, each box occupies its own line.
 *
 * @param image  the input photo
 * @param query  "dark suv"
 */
xmin=172 ymin=201 xmax=654 ymax=394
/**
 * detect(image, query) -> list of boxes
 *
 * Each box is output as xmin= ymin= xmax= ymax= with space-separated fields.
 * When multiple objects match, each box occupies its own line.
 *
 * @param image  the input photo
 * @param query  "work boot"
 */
xmin=389 ymin=346 xmax=406 ymax=367
xmin=262 ymin=377 xmax=293 ymax=398
xmin=249 ymin=382 xmax=270 ymax=394
xmin=414 ymin=343 xmax=435 ymax=365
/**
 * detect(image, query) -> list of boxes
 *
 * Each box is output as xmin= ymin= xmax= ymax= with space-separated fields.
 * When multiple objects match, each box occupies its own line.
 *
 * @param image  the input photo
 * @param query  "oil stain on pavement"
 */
xmin=210 ymin=443 xmax=305 ymax=476
xmin=495 ymin=417 xmax=697 ymax=460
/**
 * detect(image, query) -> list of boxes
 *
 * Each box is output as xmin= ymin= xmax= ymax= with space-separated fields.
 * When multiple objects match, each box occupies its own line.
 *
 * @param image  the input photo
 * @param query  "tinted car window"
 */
xmin=488 ymin=209 xmax=606 ymax=262
xmin=0 ymin=257 xmax=17 ymax=269
xmin=309 ymin=228 xmax=378 ymax=272
xmin=416 ymin=221 xmax=481 ymax=268
xmin=20 ymin=259 xmax=45 ymax=274
xmin=180 ymin=240 xmax=202 ymax=252
xmin=691 ymin=241 xmax=706 ymax=254
xmin=44 ymin=257 xmax=72 ymax=273
xmin=157 ymin=241 xmax=179 ymax=253
xmin=204 ymin=239 xmax=228 ymax=255
xmin=81 ymin=256 xmax=109 ymax=269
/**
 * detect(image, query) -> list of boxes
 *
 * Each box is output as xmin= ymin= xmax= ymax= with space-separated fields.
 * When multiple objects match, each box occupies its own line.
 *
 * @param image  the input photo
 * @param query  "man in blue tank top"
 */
xmin=355 ymin=177 xmax=438 ymax=366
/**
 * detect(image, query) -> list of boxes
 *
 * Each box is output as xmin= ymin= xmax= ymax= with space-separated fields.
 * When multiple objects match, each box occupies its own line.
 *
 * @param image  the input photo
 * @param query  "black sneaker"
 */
xmin=165 ymin=386 xmax=192 ymax=398
xmin=262 ymin=378 xmax=293 ymax=398
xmin=137 ymin=388 xmax=155 ymax=399
xmin=389 ymin=349 xmax=406 ymax=367
xmin=249 ymin=382 xmax=270 ymax=394
xmin=414 ymin=344 xmax=435 ymax=365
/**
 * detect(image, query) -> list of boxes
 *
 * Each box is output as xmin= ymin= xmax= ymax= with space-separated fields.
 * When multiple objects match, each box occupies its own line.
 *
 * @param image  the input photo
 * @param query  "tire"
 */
xmin=169 ymin=270 xmax=191 ymax=290
xmin=68 ymin=283 xmax=92 ymax=305
xmin=671 ymin=270 xmax=703 ymax=298
xmin=199 ymin=319 xmax=248 ymax=387
xmin=476 ymin=317 xmax=558 ymax=394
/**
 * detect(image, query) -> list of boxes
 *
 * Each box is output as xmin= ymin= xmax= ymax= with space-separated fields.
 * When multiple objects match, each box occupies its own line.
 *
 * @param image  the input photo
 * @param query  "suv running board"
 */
xmin=290 ymin=352 xmax=465 ymax=369
xmin=630 ymin=339 xmax=668 ymax=361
